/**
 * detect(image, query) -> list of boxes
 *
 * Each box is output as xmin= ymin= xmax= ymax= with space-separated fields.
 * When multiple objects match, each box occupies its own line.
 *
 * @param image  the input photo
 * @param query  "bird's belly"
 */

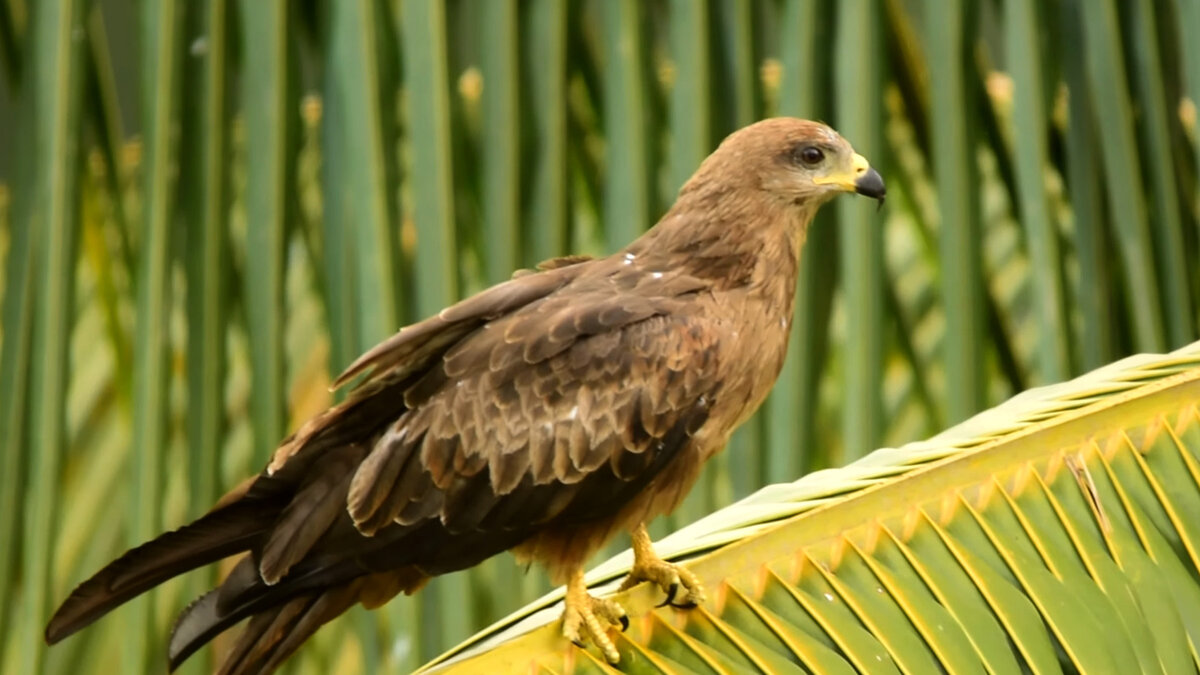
xmin=511 ymin=445 xmax=709 ymax=582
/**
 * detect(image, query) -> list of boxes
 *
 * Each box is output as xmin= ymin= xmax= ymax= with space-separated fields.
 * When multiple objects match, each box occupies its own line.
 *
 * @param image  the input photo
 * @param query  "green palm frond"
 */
xmin=424 ymin=339 xmax=1200 ymax=673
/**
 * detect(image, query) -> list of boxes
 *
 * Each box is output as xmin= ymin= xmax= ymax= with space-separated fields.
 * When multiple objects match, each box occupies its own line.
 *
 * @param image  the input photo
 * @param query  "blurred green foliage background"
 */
xmin=1 ymin=0 xmax=1197 ymax=673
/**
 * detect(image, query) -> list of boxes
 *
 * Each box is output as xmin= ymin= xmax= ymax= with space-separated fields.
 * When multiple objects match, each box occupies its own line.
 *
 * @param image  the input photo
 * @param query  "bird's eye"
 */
xmin=794 ymin=145 xmax=825 ymax=167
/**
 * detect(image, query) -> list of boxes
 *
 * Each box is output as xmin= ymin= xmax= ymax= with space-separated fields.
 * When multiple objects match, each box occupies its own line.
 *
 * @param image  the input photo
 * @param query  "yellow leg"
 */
xmin=617 ymin=523 xmax=706 ymax=607
xmin=561 ymin=567 xmax=628 ymax=663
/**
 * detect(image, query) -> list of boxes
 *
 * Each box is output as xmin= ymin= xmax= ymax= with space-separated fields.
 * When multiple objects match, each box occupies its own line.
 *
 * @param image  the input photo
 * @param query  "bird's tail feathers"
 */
xmin=212 ymin=584 xmax=360 ymax=675
xmin=168 ymin=555 xmax=362 ymax=671
xmin=44 ymin=499 xmax=272 ymax=644
xmin=168 ymin=559 xmax=414 ymax=674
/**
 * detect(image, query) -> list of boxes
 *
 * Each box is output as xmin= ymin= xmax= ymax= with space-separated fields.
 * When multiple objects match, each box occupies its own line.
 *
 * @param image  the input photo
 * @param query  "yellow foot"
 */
xmin=619 ymin=524 xmax=707 ymax=608
xmin=562 ymin=569 xmax=628 ymax=663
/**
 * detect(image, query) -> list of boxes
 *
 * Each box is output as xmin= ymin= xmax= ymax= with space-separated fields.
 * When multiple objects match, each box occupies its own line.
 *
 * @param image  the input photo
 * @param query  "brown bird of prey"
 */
xmin=45 ymin=118 xmax=885 ymax=673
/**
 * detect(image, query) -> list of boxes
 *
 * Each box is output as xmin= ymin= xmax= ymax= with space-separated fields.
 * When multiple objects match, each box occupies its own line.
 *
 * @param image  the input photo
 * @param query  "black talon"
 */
xmin=671 ymin=598 xmax=699 ymax=609
xmin=656 ymin=583 xmax=679 ymax=608
xmin=618 ymin=615 xmax=630 ymax=632
xmin=571 ymin=639 xmax=586 ymax=649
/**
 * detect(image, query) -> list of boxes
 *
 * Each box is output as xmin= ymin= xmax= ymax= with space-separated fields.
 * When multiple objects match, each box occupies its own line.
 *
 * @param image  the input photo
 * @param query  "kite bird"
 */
xmin=45 ymin=118 xmax=885 ymax=673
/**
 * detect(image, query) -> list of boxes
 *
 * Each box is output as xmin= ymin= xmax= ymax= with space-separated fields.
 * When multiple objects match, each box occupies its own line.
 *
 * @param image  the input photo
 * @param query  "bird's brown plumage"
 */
xmin=44 ymin=117 xmax=884 ymax=673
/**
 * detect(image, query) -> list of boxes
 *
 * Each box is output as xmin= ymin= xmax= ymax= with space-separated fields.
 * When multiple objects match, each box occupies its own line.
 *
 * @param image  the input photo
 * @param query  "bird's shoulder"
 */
xmin=335 ymin=251 xmax=711 ymax=391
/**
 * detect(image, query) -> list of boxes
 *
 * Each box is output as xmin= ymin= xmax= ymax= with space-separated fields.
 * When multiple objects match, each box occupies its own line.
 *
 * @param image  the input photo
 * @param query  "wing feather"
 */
xmin=528 ymin=418 xmax=556 ymax=483
xmin=345 ymin=426 xmax=413 ymax=527
xmin=333 ymin=268 xmax=579 ymax=389
xmin=490 ymin=443 xmax=531 ymax=495
xmin=259 ymin=446 xmax=364 ymax=584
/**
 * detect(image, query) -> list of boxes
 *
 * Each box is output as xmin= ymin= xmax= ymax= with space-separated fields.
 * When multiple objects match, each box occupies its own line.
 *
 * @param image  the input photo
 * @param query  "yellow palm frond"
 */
xmin=425 ymin=340 xmax=1200 ymax=673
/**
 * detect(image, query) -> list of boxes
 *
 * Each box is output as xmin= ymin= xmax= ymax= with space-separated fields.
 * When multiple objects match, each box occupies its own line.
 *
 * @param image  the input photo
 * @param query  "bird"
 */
xmin=44 ymin=117 xmax=885 ymax=673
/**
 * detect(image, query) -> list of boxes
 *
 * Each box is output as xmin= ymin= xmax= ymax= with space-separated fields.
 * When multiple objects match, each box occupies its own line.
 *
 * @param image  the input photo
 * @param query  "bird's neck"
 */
xmin=628 ymin=187 xmax=815 ymax=304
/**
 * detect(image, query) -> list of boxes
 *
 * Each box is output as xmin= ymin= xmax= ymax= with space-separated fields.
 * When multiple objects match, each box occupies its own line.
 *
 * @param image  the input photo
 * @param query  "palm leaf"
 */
xmin=421 ymin=338 xmax=1200 ymax=673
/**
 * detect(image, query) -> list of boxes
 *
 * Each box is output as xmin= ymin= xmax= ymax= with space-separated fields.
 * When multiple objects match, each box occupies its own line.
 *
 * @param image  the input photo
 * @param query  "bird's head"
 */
xmin=687 ymin=117 xmax=886 ymax=209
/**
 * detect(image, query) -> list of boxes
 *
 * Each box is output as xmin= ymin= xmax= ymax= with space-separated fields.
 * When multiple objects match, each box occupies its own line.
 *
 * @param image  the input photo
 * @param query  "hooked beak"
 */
xmin=853 ymin=158 xmax=886 ymax=203
xmin=814 ymin=153 xmax=886 ymax=206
